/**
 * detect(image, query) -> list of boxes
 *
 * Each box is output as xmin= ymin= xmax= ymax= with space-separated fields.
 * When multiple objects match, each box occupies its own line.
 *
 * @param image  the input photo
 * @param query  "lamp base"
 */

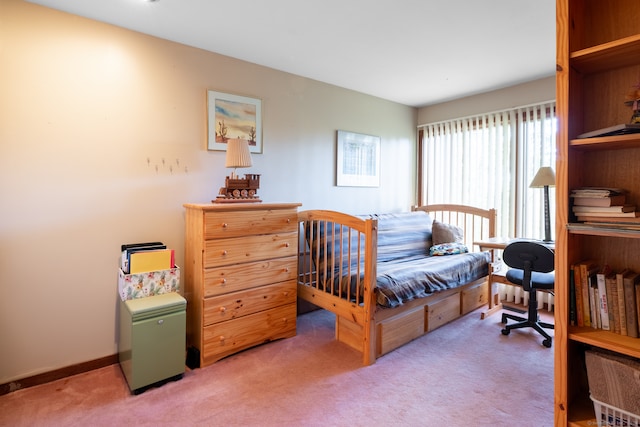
xmin=543 ymin=185 xmax=552 ymax=243
xmin=215 ymin=174 xmax=261 ymax=203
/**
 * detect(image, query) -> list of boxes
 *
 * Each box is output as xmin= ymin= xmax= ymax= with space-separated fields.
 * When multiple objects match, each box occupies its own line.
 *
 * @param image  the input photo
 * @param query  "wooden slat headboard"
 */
xmin=412 ymin=204 xmax=497 ymax=252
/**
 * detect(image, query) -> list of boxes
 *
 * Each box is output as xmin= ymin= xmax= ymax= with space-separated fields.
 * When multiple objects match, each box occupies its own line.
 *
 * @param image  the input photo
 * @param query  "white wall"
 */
xmin=0 ymin=0 xmax=416 ymax=384
xmin=417 ymin=76 xmax=556 ymax=125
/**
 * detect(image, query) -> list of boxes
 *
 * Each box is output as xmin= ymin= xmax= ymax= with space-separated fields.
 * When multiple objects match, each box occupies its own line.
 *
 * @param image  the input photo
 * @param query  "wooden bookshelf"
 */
xmin=556 ymin=1 xmax=640 ymax=426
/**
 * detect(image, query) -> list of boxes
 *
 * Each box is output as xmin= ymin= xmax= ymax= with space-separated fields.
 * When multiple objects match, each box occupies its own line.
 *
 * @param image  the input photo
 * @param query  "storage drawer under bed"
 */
xmin=377 ymin=306 xmax=425 ymax=356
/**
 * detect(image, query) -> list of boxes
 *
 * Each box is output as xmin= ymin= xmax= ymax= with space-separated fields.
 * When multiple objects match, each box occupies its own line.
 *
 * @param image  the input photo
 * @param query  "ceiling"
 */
xmin=27 ymin=0 xmax=556 ymax=108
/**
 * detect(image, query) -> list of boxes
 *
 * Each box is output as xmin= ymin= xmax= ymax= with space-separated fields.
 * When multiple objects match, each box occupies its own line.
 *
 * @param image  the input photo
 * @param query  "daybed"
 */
xmin=297 ymin=204 xmax=497 ymax=365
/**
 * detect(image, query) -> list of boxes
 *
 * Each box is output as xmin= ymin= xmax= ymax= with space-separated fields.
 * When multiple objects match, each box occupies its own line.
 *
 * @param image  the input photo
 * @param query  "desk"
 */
xmin=474 ymin=237 xmax=554 ymax=319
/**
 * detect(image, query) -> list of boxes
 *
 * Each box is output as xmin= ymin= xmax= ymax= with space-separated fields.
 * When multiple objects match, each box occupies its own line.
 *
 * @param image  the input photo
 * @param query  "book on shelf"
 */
xmin=572 ymin=194 xmax=627 ymax=207
xmin=635 ymin=281 xmax=640 ymax=340
xmin=576 ymin=211 xmax=640 ymax=218
xmin=580 ymin=221 xmax=640 ymax=230
xmin=569 ymin=267 xmax=577 ymax=326
xmin=580 ymin=261 xmax=599 ymax=328
xmin=572 ymin=262 xmax=640 ymax=338
xmin=589 ymin=272 xmax=601 ymax=329
xmin=576 ymin=123 xmax=640 ymax=139
xmin=572 ymin=205 xmax=635 ymax=214
xmin=572 ymin=263 xmax=585 ymax=327
xmin=576 ymin=212 xmax=640 ymax=225
xmin=606 ymin=273 xmax=620 ymax=334
xmin=576 ymin=215 xmax=640 ymax=224
xmin=616 ymin=269 xmax=630 ymax=336
xmin=570 ymin=187 xmax=626 ymax=198
xmin=596 ymin=266 xmax=612 ymax=331
xmin=623 ymin=271 xmax=640 ymax=338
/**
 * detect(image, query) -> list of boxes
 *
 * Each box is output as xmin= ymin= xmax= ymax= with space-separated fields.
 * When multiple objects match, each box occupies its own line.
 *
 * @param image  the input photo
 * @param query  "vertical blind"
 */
xmin=419 ymin=101 xmax=556 ymax=240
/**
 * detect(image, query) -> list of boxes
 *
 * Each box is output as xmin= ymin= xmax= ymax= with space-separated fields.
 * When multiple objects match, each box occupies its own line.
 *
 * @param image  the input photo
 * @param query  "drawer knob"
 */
xmin=286 ymin=218 xmax=291 ymax=223
xmin=220 ymin=278 xmax=227 ymax=284
xmin=284 ymin=243 xmax=290 ymax=248
xmin=222 ymin=250 xmax=227 ymax=256
xmin=219 ymin=336 xmax=225 ymax=342
xmin=222 ymin=223 xmax=228 ymax=228
xmin=284 ymin=291 xmax=289 ymax=297
xmin=219 ymin=306 xmax=226 ymax=313
xmin=284 ymin=267 xmax=289 ymax=273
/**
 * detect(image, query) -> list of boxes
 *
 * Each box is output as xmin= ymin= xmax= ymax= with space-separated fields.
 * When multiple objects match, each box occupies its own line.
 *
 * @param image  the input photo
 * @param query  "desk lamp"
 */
xmin=530 ymin=166 xmax=556 ymax=242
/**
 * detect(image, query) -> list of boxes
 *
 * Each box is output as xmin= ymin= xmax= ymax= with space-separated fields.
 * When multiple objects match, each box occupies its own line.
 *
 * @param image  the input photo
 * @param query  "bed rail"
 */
xmin=297 ymin=210 xmax=378 ymax=364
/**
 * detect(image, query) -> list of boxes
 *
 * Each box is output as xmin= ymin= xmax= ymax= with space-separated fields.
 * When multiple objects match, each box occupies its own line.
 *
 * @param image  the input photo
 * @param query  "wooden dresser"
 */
xmin=183 ymin=202 xmax=301 ymax=367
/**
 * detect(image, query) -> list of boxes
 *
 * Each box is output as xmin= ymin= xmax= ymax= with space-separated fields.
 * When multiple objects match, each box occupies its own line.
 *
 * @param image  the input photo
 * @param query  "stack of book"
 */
xmin=120 ymin=241 xmax=175 ymax=274
xmin=570 ymin=260 xmax=640 ymax=338
xmin=571 ymin=187 xmax=639 ymax=224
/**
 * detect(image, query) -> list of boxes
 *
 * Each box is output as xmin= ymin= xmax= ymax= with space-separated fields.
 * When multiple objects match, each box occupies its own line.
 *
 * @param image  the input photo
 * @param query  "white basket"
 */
xmin=591 ymin=395 xmax=640 ymax=427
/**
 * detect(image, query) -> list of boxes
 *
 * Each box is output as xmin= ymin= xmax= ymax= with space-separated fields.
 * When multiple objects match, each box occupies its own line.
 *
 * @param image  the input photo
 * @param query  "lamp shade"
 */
xmin=225 ymin=138 xmax=253 ymax=168
xmin=530 ymin=166 xmax=555 ymax=188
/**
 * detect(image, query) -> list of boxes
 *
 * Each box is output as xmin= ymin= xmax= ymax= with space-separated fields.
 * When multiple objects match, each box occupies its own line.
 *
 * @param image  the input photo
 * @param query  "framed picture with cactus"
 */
xmin=207 ymin=90 xmax=263 ymax=153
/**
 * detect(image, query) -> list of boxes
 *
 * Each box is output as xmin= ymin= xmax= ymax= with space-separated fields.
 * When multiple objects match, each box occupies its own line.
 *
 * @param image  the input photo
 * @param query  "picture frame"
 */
xmin=336 ymin=130 xmax=380 ymax=187
xmin=207 ymin=90 xmax=262 ymax=153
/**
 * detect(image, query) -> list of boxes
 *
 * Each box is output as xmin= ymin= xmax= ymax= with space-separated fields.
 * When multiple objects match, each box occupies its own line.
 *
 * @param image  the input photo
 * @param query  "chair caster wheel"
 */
xmin=501 ymin=328 xmax=510 ymax=336
xmin=542 ymin=339 xmax=552 ymax=348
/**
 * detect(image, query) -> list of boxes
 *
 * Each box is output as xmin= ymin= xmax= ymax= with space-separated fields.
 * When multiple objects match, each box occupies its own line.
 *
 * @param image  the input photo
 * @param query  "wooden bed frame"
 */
xmin=297 ymin=204 xmax=497 ymax=365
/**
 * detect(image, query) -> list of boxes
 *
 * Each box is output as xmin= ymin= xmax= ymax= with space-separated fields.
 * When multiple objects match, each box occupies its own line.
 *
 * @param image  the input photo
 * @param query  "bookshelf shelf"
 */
xmin=569 ymin=327 xmax=640 ymax=359
xmin=570 ymin=134 xmax=640 ymax=150
xmin=567 ymin=223 xmax=640 ymax=238
xmin=567 ymin=396 xmax=598 ymax=427
xmin=570 ymin=34 xmax=640 ymax=74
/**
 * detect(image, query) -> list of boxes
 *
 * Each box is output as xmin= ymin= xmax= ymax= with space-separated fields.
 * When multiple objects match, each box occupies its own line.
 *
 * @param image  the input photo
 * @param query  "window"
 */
xmin=418 ymin=101 xmax=556 ymax=240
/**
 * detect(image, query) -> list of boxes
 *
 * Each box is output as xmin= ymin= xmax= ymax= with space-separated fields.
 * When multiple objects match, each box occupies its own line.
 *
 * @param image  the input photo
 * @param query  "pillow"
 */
xmin=430 ymin=242 xmax=469 ymax=256
xmin=431 ymin=219 xmax=464 ymax=245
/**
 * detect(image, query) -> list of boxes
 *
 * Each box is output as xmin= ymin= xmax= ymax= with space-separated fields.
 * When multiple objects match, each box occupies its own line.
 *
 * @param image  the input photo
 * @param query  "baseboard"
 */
xmin=0 ymin=354 xmax=118 ymax=396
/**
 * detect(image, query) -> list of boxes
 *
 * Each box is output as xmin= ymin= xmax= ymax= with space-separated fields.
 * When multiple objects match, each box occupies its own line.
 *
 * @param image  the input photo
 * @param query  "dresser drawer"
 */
xmin=204 ymin=257 xmax=296 ymax=297
xmin=204 ymin=209 xmax=297 ymax=239
xmin=202 ymin=302 xmax=296 ymax=365
xmin=204 ymin=232 xmax=297 ymax=268
xmin=203 ymin=280 xmax=296 ymax=325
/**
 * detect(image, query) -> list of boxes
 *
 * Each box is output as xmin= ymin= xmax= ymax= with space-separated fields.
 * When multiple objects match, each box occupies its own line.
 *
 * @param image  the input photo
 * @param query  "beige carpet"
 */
xmin=0 ymin=307 xmax=554 ymax=427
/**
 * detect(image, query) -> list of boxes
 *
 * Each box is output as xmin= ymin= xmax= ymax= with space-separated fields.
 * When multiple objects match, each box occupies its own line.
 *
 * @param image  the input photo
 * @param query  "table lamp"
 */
xmin=530 ymin=166 xmax=555 ymax=242
xmin=214 ymin=138 xmax=261 ymax=203
xmin=225 ymin=138 xmax=253 ymax=178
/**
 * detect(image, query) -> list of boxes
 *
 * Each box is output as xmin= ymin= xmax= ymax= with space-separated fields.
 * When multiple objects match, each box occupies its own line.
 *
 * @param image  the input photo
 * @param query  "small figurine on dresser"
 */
xmin=216 ymin=173 xmax=261 ymax=202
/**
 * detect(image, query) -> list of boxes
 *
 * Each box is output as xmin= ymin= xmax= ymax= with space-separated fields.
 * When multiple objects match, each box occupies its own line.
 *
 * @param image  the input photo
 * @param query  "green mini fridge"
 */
xmin=119 ymin=292 xmax=186 ymax=394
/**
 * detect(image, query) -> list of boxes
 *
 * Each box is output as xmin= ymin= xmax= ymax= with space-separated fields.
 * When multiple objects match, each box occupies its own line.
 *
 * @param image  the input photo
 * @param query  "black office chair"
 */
xmin=500 ymin=241 xmax=555 ymax=347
